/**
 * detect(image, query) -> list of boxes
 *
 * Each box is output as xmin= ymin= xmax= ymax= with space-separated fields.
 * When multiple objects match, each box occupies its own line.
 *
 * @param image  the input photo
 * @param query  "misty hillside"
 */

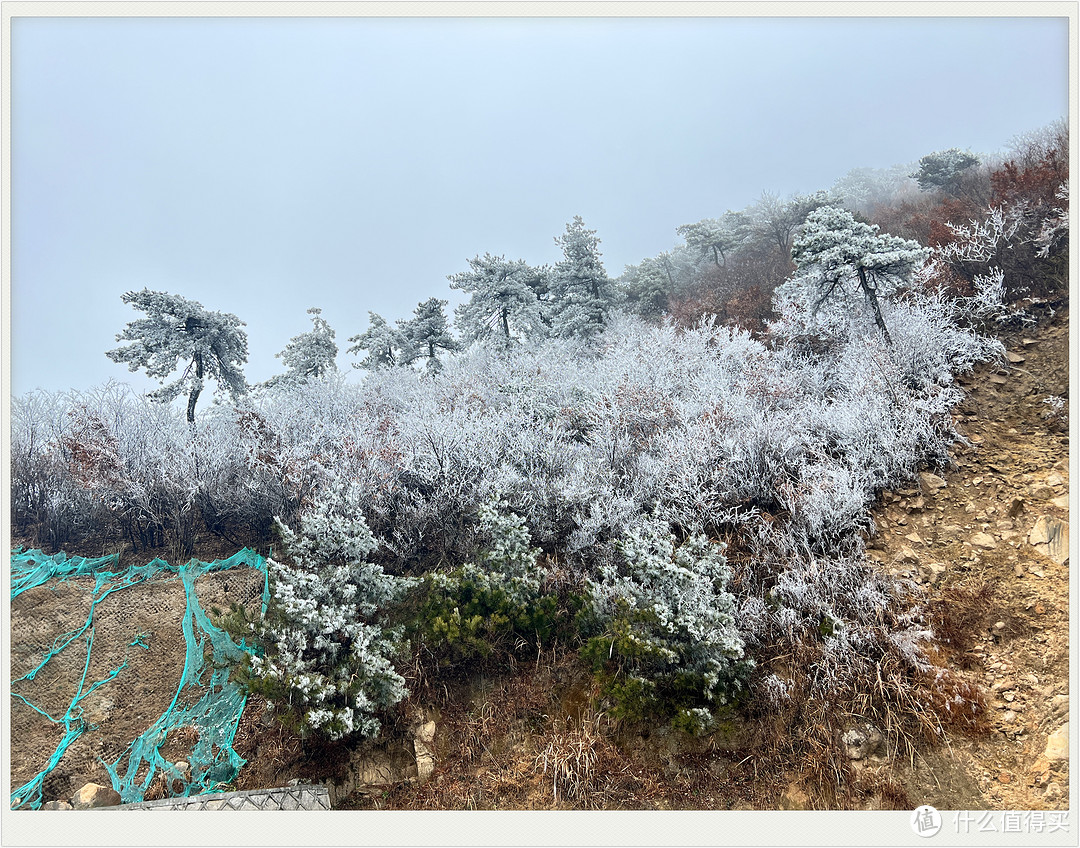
xmin=9 ymin=119 xmax=1069 ymax=813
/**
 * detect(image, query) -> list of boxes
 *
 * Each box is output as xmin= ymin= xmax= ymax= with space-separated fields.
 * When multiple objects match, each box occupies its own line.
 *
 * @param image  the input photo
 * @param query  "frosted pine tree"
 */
xmin=399 ymin=298 xmax=460 ymax=373
xmin=265 ymin=307 xmax=338 ymax=387
xmin=449 ymin=254 xmax=549 ymax=348
xmin=549 ymin=216 xmax=617 ymax=340
xmin=676 ymin=210 xmax=752 ymax=268
xmin=587 ymin=520 xmax=750 ymax=726
xmin=106 ymin=289 xmax=248 ymax=423
xmin=347 ymin=312 xmax=407 ymax=370
xmin=619 ymin=257 xmax=671 ymax=318
xmin=912 ymin=148 xmax=980 ymax=196
xmin=777 ymin=205 xmax=928 ymax=345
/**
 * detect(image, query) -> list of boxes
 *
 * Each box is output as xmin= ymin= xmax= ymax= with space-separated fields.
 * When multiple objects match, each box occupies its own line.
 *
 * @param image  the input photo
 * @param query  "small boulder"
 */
xmin=412 ymin=719 xmax=437 ymax=782
xmin=919 ymin=472 xmax=947 ymax=492
xmin=40 ymin=800 xmax=73 ymax=811
xmin=1044 ymin=723 xmax=1068 ymax=762
xmin=969 ymin=532 xmax=997 ymax=549
xmin=71 ymin=783 xmax=122 ymax=809
xmin=841 ymin=725 xmax=884 ymax=760
xmin=922 ymin=563 xmax=946 ymax=585
xmin=1029 ymin=516 xmax=1069 ymax=564
xmin=893 ymin=547 xmax=920 ymax=565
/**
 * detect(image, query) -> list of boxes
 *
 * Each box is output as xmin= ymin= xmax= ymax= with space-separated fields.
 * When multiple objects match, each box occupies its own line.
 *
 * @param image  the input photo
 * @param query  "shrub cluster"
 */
xmin=584 ymin=522 xmax=751 ymax=729
xmin=419 ymin=499 xmax=566 ymax=662
xmin=231 ymin=481 xmax=415 ymax=740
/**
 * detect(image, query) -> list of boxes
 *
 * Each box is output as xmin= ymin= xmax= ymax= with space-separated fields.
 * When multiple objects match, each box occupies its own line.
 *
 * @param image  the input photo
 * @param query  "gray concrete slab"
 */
xmin=113 ymin=785 xmax=331 ymax=811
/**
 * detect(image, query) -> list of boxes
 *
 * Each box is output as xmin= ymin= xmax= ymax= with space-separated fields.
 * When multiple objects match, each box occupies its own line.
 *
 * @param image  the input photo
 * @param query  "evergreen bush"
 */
xmin=237 ymin=481 xmax=415 ymax=740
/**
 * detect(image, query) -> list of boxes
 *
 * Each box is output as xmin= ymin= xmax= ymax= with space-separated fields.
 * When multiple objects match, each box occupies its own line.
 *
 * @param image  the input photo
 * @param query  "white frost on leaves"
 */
xmin=248 ymin=480 xmax=416 ymax=741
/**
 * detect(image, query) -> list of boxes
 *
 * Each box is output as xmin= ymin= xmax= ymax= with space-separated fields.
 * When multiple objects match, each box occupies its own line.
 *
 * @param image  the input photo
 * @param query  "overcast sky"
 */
xmin=8 ymin=14 xmax=1070 ymax=396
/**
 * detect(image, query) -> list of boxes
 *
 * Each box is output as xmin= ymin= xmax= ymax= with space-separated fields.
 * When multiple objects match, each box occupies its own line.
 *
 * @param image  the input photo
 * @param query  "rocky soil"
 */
xmin=868 ymin=307 xmax=1071 ymax=811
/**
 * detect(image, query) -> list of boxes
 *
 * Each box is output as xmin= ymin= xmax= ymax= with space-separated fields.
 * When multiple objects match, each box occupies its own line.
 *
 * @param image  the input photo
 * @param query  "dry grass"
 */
xmin=534 ymin=712 xmax=604 ymax=804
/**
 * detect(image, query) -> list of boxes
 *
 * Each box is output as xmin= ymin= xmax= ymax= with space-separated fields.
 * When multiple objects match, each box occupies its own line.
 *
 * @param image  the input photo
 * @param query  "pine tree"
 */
xmin=912 ymin=148 xmax=980 ymax=196
xmin=265 ymin=307 xmax=338 ymax=387
xmin=347 ymin=312 xmax=407 ymax=370
xmin=106 ymin=288 xmax=248 ymax=423
xmin=779 ymin=206 xmax=928 ymax=344
xmin=449 ymin=253 xmax=549 ymax=348
xmin=676 ymin=210 xmax=752 ymax=268
xmin=549 ymin=216 xmax=616 ymax=340
xmin=399 ymin=298 xmax=460 ymax=373
xmin=245 ymin=481 xmax=416 ymax=741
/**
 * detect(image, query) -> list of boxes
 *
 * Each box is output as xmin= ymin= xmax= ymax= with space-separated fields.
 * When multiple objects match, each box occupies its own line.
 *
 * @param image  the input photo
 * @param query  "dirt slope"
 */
xmin=871 ymin=307 xmax=1071 ymax=810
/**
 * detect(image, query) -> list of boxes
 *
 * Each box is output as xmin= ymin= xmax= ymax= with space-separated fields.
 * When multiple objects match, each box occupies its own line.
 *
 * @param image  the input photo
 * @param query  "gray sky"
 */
xmin=9 ymin=14 xmax=1070 ymax=395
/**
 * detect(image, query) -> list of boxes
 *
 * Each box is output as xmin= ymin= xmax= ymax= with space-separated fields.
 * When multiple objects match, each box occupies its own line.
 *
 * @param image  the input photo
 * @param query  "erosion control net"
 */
xmin=10 ymin=548 xmax=268 ymax=809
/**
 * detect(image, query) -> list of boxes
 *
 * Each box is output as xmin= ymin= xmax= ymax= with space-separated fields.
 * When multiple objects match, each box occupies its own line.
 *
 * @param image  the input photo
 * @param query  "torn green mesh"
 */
xmin=9 ymin=548 xmax=268 ymax=810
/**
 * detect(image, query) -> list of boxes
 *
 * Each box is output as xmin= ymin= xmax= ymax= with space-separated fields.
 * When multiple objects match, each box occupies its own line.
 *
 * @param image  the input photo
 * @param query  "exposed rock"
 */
xmin=71 ymin=783 xmax=122 ymax=809
xmin=1006 ymin=351 xmax=1026 ymax=363
xmin=41 ymin=800 xmax=73 ymax=811
xmin=969 ymin=532 xmax=997 ymax=549
xmin=412 ymin=719 xmax=437 ymax=783
xmin=1044 ymin=723 xmax=1069 ymax=762
xmin=922 ymin=562 xmax=946 ymax=584
xmin=1051 ymin=495 xmax=1069 ymax=509
xmin=893 ymin=547 xmax=920 ymax=565
xmin=1029 ymin=516 xmax=1069 ymax=564
xmin=841 ymin=725 xmax=884 ymax=760
xmin=919 ymin=472 xmax=947 ymax=492
xmin=1045 ymin=472 xmax=1064 ymax=487
xmin=413 ymin=720 xmax=436 ymax=745
xmin=1049 ymin=695 xmax=1070 ymax=722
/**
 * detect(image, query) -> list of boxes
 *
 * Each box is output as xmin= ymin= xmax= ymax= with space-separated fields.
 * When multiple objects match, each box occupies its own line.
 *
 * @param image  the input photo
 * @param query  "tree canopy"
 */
xmin=449 ymin=253 xmax=549 ymax=347
xmin=549 ymin=216 xmax=616 ymax=340
xmin=676 ymin=211 xmax=752 ymax=267
xmin=399 ymin=298 xmax=460 ymax=372
xmin=106 ymin=288 xmax=248 ymax=422
xmin=912 ymin=148 xmax=981 ymax=195
xmin=266 ymin=307 xmax=338 ymax=387
xmin=347 ymin=312 xmax=407 ymax=371
xmin=782 ymin=206 xmax=929 ymax=344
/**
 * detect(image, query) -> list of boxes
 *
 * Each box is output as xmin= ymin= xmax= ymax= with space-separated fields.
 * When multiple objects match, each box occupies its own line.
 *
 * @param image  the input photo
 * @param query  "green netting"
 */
xmin=9 ymin=548 xmax=268 ymax=810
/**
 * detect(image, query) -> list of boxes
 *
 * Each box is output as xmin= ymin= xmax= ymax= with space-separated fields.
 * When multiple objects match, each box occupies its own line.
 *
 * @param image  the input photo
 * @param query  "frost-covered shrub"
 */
xmin=14 ymin=291 xmax=998 ymax=582
xmin=240 ymin=481 xmax=416 ymax=740
xmin=419 ymin=499 xmax=569 ymax=660
xmin=1042 ymin=395 xmax=1068 ymax=427
xmin=584 ymin=521 xmax=751 ymax=725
